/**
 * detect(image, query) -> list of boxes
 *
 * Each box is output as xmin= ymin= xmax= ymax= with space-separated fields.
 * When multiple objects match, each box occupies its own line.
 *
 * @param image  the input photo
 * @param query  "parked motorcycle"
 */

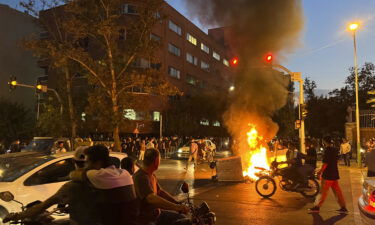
xmin=0 ymin=191 xmax=68 ymax=225
xmin=175 ymin=182 xmax=216 ymax=225
xmin=254 ymin=161 xmax=320 ymax=198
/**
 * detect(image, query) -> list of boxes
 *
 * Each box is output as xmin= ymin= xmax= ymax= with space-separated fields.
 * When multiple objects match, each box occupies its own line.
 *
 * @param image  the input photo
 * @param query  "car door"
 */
xmin=16 ymin=157 xmax=75 ymax=205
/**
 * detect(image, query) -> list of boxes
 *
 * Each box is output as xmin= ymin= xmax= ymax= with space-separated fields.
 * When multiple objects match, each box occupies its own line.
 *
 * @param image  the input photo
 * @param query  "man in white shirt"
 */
xmin=340 ymin=139 xmax=351 ymax=167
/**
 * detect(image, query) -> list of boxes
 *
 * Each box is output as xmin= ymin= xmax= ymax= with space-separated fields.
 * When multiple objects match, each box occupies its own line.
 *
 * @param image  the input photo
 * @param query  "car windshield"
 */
xmin=23 ymin=139 xmax=55 ymax=152
xmin=0 ymin=154 xmax=54 ymax=182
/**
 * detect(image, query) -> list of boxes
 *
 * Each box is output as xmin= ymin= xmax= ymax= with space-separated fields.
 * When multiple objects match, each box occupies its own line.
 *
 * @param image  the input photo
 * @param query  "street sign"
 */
xmin=290 ymin=72 xmax=302 ymax=82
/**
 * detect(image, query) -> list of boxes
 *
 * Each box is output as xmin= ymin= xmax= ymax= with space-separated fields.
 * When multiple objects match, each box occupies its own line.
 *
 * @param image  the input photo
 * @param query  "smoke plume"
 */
xmin=185 ymin=1 xmax=304 ymax=163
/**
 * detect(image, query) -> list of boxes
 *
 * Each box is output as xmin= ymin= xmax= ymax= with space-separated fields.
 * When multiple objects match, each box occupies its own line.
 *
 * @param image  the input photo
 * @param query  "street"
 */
xmin=157 ymin=157 xmax=371 ymax=225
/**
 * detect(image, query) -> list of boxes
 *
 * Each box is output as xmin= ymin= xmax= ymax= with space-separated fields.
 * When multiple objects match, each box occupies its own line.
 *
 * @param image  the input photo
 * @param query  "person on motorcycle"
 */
xmin=3 ymin=146 xmax=101 ymax=225
xmin=133 ymin=148 xmax=189 ymax=225
xmin=70 ymin=145 xmax=139 ymax=225
xmin=282 ymin=143 xmax=307 ymax=189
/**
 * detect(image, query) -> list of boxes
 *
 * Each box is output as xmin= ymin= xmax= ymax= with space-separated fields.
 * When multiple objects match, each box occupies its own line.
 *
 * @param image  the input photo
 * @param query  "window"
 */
xmin=121 ymin=4 xmax=138 ymax=15
xmin=153 ymin=112 xmax=160 ymax=121
xmin=124 ymin=109 xmax=136 ymax=120
xmin=201 ymin=43 xmax=210 ymax=54
xmin=24 ymin=159 xmax=75 ymax=186
xmin=213 ymin=51 xmax=221 ymax=61
xmin=119 ymin=29 xmax=126 ymax=40
xmin=223 ymin=59 xmax=230 ymax=67
xmin=133 ymin=58 xmax=150 ymax=68
xmin=213 ymin=121 xmax=221 ymax=127
xmin=151 ymin=62 xmax=162 ymax=70
xmin=200 ymin=119 xmax=210 ymax=126
xmin=150 ymin=33 xmax=161 ymax=41
xmin=201 ymin=61 xmax=210 ymax=72
xmin=168 ymin=43 xmax=181 ymax=57
xmin=187 ymin=33 xmax=197 ymax=46
xmin=186 ymin=75 xmax=197 ymax=85
xmin=168 ymin=67 xmax=180 ymax=79
xmin=169 ymin=20 xmax=182 ymax=35
xmin=186 ymin=53 xmax=198 ymax=65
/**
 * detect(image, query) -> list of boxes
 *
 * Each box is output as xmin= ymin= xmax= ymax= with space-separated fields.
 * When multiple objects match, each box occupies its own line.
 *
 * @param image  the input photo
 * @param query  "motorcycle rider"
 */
xmin=3 ymin=146 xmax=100 ymax=225
xmin=133 ymin=148 xmax=189 ymax=225
xmin=70 ymin=145 xmax=138 ymax=225
xmin=283 ymin=142 xmax=307 ymax=189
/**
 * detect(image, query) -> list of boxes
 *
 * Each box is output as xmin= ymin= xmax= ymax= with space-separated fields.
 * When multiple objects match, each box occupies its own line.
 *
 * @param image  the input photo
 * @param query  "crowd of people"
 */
xmin=4 ymin=145 xmax=190 ymax=225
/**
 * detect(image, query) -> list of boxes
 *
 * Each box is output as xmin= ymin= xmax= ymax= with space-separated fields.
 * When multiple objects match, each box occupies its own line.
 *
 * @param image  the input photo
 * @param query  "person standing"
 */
xmin=305 ymin=139 xmax=318 ymax=169
xmin=185 ymin=139 xmax=198 ymax=170
xmin=139 ymin=139 xmax=146 ymax=161
xmin=340 ymin=138 xmax=351 ymax=167
xmin=146 ymin=138 xmax=155 ymax=149
xmin=366 ymin=146 xmax=375 ymax=177
xmin=309 ymin=136 xmax=348 ymax=213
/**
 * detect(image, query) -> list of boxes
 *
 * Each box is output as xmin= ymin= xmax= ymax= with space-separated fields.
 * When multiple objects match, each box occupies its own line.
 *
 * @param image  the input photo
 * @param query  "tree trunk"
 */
xmin=64 ymin=66 xmax=77 ymax=140
xmin=111 ymin=92 xmax=121 ymax=152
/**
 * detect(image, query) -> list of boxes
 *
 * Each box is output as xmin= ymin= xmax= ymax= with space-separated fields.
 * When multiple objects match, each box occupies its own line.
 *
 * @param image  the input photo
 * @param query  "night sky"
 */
xmin=2 ymin=0 xmax=375 ymax=90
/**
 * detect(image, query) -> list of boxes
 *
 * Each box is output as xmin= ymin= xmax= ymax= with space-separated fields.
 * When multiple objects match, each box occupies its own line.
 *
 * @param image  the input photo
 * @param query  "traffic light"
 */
xmin=230 ymin=57 xmax=239 ymax=67
xmin=35 ymin=80 xmax=47 ymax=94
xmin=8 ymin=76 xmax=17 ymax=91
xmin=300 ymin=104 xmax=308 ymax=120
xmin=265 ymin=53 xmax=273 ymax=63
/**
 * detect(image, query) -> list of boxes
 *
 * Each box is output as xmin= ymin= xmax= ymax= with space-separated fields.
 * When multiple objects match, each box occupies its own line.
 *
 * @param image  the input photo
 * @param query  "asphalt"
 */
xmin=155 ymin=157 xmax=373 ymax=225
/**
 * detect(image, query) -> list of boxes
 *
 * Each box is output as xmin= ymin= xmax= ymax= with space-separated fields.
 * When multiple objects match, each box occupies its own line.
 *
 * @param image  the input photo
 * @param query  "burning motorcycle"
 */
xmin=254 ymin=161 xmax=320 ymax=198
xmin=0 ymin=191 xmax=68 ymax=225
xmin=175 ymin=182 xmax=216 ymax=225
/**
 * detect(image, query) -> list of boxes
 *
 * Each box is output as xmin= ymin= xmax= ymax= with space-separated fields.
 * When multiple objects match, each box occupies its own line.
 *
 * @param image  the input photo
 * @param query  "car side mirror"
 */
xmin=0 ymin=191 xmax=14 ymax=202
xmin=181 ymin=182 xmax=189 ymax=194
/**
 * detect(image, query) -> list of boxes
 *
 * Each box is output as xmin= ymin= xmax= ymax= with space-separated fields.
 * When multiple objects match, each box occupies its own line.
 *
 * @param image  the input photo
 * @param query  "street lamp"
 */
xmin=348 ymin=22 xmax=361 ymax=167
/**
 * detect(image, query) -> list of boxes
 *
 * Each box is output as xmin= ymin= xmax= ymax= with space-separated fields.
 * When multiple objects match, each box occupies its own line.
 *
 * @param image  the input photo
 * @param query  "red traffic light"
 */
xmin=265 ymin=54 xmax=273 ymax=63
xmin=230 ymin=57 xmax=239 ymax=67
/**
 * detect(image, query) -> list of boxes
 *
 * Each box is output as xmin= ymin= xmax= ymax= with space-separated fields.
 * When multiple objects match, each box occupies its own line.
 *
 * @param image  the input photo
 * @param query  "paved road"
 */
xmin=155 ymin=157 xmax=372 ymax=225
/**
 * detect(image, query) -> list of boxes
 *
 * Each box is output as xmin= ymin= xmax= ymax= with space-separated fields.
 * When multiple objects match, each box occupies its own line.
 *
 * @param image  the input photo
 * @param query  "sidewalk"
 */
xmin=186 ymin=164 xmax=367 ymax=225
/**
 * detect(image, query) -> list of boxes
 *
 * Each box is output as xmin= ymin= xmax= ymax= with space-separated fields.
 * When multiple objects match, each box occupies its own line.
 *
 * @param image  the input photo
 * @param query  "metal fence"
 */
xmin=360 ymin=110 xmax=375 ymax=128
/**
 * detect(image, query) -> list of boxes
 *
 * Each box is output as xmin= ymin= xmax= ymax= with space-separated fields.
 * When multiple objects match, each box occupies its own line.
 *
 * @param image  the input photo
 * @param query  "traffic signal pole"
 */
xmin=299 ymin=79 xmax=306 ymax=154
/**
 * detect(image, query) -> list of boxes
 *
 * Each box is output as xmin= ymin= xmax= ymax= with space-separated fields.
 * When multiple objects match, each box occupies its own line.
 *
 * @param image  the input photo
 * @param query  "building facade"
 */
xmin=40 ymin=1 xmax=233 ymax=136
xmin=0 ymin=4 xmax=43 ymax=110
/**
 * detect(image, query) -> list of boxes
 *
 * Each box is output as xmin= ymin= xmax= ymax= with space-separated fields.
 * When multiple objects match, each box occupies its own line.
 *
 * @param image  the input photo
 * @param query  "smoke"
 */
xmin=185 ymin=0 xmax=304 ymax=162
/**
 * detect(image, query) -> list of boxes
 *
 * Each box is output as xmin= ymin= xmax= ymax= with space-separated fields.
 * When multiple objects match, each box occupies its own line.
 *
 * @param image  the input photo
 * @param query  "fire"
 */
xmin=242 ymin=126 xmax=270 ymax=180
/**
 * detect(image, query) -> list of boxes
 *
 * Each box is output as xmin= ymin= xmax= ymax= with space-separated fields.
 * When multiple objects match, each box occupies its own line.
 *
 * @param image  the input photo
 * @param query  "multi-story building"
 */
xmin=40 ymin=1 xmax=233 ymax=136
xmin=0 ymin=4 xmax=43 ymax=110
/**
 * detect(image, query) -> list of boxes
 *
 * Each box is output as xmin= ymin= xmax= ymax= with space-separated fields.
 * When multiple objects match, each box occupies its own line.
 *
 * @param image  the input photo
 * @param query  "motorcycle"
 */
xmin=254 ymin=161 xmax=320 ymax=199
xmin=0 ymin=191 xmax=68 ymax=225
xmin=175 ymin=182 xmax=216 ymax=225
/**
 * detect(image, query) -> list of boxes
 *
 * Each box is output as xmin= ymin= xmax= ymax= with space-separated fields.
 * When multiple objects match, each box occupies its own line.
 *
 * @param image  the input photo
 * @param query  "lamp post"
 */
xmin=349 ymin=22 xmax=361 ymax=167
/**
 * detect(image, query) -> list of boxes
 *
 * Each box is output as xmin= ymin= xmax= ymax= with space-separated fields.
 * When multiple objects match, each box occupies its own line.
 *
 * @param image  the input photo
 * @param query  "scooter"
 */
xmin=0 ymin=191 xmax=69 ymax=225
xmin=175 ymin=182 xmax=216 ymax=225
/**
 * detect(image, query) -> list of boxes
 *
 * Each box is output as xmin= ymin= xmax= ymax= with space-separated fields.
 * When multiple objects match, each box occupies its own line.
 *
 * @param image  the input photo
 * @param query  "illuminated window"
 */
xmin=168 ymin=43 xmax=181 ymax=56
xmin=201 ymin=43 xmax=209 ymax=54
xmin=169 ymin=20 xmax=182 ymax=35
xmin=201 ymin=61 xmax=210 ymax=72
xmin=213 ymin=121 xmax=221 ymax=127
xmin=186 ymin=75 xmax=197 ymax=85
xmin=153 ymin=112 xmax=160 ymax=121
xmin=223 ymin=59 xmax=229 ymax=67
xmin=124 ymin=109 xmax=136 ymax=120
xmin=168 ymin=67 xmax=180 ymax=79
xmin=187 ymin=33 xmax=197 ymax=46
xmin=186 ymin=53 xmax=198 ymax=66
xmin=213 ymin=51 xmax=221 ymax=61
xmin=200 ymin=119 xmax=210 ymax=126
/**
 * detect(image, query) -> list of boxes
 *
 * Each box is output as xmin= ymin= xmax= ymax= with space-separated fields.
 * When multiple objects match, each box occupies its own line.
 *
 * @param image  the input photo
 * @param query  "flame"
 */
xmin=242 ymin=126 xmax=270 ymax=180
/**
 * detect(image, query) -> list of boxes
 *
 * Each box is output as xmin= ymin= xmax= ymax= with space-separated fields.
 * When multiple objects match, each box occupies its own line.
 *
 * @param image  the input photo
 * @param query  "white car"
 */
xmin=174 ymin=139 xmax=216 ymax=159
xmin=0 ymin=151 xmax=128 ymax=224
xmin=358 ymin=177 xmax=375 ymax=222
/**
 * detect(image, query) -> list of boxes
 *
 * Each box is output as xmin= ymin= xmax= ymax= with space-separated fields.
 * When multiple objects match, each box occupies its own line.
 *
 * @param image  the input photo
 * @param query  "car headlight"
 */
xmin=177 ymin=149 xmax=183 ymax=153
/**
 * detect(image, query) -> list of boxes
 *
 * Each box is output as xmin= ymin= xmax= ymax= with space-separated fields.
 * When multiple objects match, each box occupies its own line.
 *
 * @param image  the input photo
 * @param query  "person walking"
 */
xmin=309 ymin=136 xmax=348 ymax=213
xmin=340 ymin=138 xmax=351 ymax=167
xmin=185 ymin=139 xmax=198 ymax=170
